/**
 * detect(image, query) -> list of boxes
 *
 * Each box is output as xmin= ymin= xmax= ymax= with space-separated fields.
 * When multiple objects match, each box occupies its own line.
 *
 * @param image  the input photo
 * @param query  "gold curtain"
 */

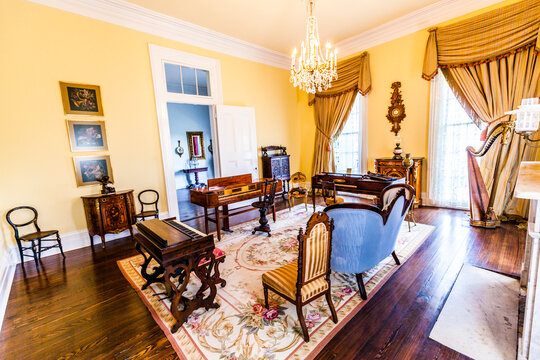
xmin=310 ymin=52 xmax=372 ymax=175
xmin=421 ymin=0 xmax=540 ymax=217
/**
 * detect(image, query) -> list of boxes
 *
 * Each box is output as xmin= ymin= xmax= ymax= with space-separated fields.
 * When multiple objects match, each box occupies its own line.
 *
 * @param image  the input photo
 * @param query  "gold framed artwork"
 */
xmin=73 ymin=155 xmax=113 ymax=186
xmin=66 ymin=120 xmax=108 ymax=152
xmin=59 ymin=82 xmax=104 ymax=116
xmin=187 ymin=131 xmax=206 ymax=160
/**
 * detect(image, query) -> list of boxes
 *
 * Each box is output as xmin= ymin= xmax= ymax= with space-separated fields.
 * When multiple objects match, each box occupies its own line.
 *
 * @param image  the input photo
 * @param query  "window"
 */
xmin=427 ymin=74 xmax=482 ymax=209
xmin=164 ymin=63 xmax=211 ymax=97
xmin=334 ymin=96 xmax=366 ymax=173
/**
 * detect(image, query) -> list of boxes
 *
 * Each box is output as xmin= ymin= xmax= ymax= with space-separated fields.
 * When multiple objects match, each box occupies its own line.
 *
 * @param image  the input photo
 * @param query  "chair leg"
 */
xmin=31 ymin=240 xmax=39 ymax=270
xmin=325 ymin=291 xmax=338 ymax=323
xmin=355 ymin=273 xmax=367 ymax=300
xmin=304 ymin=196 xmax=308 ymax=212
xmin=16 ymin=240 xmax=24 ymax=267
xmin=296 ymin=303 xmax=309 ymax=342
xmin=272 ymin=204 xmax=276 ymax=222
xmin=263 ymin=285 xmax=269 ymax=309
xmin=392 ymin=251 xmax=401 ymax=265
xmin=38 ymin=239 xmax=42 ymax=259
xmin=288 ymin=196 xmax=292 ymax=211
xmin=57 ymin=233 xmax=66 ymax=258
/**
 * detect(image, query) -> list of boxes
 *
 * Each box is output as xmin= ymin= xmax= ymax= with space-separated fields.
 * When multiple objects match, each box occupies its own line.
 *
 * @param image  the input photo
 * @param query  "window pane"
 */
xmin=334 ymin=97 xmax=363 ymax=173
xmin=164 ymin=63 xmax=182 ymax=93
xmin=181 ymin=66 xmax=197 ymax=95
xmin=196 ymin=69 xmax=210 ymax=96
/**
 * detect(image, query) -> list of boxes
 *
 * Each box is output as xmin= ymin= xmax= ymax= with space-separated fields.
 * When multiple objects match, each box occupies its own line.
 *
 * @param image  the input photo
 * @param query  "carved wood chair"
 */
xmin=288 ymin=172 xmax=309 ymax=211
xmin=6 ymin=206 xmax=65 ymax=269
xmin=251 ymin=179 xmax=278 ymax=236
xmin=134 ymin=189 xmax=159 ymax=222
xmin=262 ymin=211 xmax=338 ymax=342
xmin=321 ymin=180 xmax=344 ymax=206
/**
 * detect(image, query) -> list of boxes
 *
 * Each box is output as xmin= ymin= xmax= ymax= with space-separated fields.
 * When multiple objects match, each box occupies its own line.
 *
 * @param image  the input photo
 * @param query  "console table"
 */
xmin=183 ymin=167 xmax=208 ymax=188
xmin=515 ymin=162 xmax=540 ymax=359
xmin=81 ymin=190 xmax=135 ymax=248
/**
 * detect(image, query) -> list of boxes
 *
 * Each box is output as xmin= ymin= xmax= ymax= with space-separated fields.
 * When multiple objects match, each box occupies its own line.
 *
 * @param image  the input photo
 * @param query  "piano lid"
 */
xmin=136 ymin=219 xmax=203 ymax=247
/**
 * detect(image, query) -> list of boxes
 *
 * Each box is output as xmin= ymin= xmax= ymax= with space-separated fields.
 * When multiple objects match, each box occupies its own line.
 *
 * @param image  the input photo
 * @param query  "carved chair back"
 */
xmin=261 ymin=179 xmax=278 ymax=207
xmin=290 ymin=172 xmax=308 ymax=190
xmin=296 ymin=212 xmax=334 ymax=297
xmin=6 ymin=206 xmax=40 ymax=240
xmin=137 ymin=189 xmax=159 ymax=214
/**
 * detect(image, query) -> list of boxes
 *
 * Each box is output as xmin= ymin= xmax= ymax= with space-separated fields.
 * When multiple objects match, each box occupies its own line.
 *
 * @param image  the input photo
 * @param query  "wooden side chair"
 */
xmin=6 ymin=206 xmax=65 ymax=269
xmin=262 ymin=211 xmax=338 ymax=342
xmin=288 ymin=171 xmax=309 ymax=211
xmin=134 ymin=189 xmax=159 ymax=222
xmin=252 ymin=179 xmax=278 ymax=236
xmin=321 ymin=181 xmax=344 ymax=206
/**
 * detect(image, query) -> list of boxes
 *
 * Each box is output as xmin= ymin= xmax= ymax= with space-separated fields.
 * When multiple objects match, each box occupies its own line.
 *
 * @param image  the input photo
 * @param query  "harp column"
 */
xmin=515 ymin=161 xmax=540 ymax=360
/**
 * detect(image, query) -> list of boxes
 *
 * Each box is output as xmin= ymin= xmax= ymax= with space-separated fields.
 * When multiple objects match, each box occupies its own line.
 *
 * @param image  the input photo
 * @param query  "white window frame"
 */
xmin=334 ymin=95 xmax=368 ymax=173
xmin=149 ymin=44 xmax=223 ymax=220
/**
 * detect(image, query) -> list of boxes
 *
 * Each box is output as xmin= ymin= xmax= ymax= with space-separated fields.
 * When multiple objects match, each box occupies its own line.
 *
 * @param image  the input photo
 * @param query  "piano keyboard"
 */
xmin=165 ymin=220 xmax=205 ymax=239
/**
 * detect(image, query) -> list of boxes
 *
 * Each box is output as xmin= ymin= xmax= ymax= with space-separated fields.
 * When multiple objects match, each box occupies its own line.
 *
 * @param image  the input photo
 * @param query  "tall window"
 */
xmin=427 ymin=74 xmax=482 ymax=209
xmin=334 ymin=96 xmax=366 ymax=173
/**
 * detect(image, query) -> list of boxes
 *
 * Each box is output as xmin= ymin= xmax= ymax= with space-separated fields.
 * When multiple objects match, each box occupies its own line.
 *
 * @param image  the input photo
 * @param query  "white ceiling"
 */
xmin=122 ymin=0 xmax=447 ymax=54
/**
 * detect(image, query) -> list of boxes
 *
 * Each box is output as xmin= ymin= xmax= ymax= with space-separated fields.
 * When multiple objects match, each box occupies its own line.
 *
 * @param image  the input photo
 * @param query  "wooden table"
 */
xmin=183 ymin=167 xmax=208 ymax=188
xmin=515 ymin=161 xmax=540 ymax=359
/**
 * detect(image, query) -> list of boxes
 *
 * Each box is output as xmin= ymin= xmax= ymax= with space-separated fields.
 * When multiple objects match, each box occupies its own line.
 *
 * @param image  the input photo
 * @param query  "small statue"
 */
xmin=97 ymin=175 xmax=116 ymax=194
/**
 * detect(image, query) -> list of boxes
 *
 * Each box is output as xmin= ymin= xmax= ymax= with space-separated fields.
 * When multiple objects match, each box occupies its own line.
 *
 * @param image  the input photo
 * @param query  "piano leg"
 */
xmin=136 ymin=242 xmax=165 ymax=290
xmin=222 ymin=205 xmax=232 ymax=233
xmin=203 ymin=207 xmax=209 ymax=234
xmin=215 ymin=207 xmax=221 ymax=241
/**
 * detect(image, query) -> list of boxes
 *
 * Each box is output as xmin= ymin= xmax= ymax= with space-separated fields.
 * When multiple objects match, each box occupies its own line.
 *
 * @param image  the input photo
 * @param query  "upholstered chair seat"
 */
xmin=262 ymin=261 xmax=329 ymax=302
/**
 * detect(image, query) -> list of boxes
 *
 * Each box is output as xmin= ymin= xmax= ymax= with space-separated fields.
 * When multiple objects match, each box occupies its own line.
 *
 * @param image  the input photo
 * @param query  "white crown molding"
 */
xmin=336 ymin=0 xmax=505 ymax=57
xmin=26 ymin=0 xmax=291 ymax=69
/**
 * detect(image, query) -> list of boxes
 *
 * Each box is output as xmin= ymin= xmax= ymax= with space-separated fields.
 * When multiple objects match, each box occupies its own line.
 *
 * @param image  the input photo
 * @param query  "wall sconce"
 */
xmin=175 ymin=140 xmax=184 ymax=157
xmin=208 ymin=139 xmax=213 ymax=154
xmin=506 ymin=98 xmax=540 ymax=147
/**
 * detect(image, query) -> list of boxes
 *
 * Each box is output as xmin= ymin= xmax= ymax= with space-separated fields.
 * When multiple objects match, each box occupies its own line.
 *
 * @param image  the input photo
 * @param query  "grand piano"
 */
xmin=135 ymin=218 xmax=226 ymax=333
xmin=190 ymin=174 xmax=282 ymax=240
xmin=311 ymin=172 xmax=403 ymax=209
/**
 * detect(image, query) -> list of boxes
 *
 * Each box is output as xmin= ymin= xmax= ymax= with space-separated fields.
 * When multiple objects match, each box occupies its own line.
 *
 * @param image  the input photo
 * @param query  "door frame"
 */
xmin=148 ymin=44 xmax=223 ymax=220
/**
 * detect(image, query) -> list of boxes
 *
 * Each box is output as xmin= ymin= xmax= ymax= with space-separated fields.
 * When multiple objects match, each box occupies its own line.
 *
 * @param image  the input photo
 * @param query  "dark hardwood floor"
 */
xmin=0 ymin=196 xmax=525 ymax=360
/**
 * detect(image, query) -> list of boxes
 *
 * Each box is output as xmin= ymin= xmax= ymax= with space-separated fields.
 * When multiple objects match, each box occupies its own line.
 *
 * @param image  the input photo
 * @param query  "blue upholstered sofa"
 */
xmin=324 ymin=184 xmax=415 ymax=299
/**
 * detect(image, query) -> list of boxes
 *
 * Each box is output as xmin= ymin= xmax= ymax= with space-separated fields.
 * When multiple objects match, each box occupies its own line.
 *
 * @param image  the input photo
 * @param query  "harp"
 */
xmin=466 ymin=120 xmax=514 ymax=228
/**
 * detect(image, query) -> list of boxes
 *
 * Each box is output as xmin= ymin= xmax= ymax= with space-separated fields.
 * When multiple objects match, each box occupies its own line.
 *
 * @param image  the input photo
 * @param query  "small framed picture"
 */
xmin=59 ymin=82 xmax=104 ymax=116
xmin=66 ymin=120 xmax=108 ymax=152
xmin=73 ymin=155 xmax=113 ymax=186
xmin=187 ymin=131 xmax=206 ymax=160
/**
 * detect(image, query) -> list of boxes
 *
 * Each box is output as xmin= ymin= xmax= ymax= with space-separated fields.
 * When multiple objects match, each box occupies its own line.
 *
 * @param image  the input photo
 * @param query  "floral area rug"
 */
xmin=118 ymin=205 xmax=435 ymax=360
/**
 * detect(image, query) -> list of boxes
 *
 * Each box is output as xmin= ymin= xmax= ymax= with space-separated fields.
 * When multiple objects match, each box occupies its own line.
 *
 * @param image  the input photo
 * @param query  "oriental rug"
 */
xmin=118 ymin=205 xmax=434 ymax=360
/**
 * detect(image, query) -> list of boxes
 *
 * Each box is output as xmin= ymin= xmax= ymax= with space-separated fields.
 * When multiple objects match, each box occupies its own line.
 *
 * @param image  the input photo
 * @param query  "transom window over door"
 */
xmin=164 ymin=63 xmax=210 ymax=96
xmin=334 ymin=95 xmax=367 ymax=173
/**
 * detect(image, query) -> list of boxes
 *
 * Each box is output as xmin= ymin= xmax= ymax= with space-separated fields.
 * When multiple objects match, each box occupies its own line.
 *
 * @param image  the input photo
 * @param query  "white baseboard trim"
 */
xmin=11 ymin=211 xmax=169 ymax=264
xmin=0 ymin=248 xmax=17 ymax=331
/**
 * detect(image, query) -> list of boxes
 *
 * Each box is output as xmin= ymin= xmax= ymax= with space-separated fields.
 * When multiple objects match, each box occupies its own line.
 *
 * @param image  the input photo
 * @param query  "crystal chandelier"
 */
xmin=290 ymin=0 xmax=337 ymax=94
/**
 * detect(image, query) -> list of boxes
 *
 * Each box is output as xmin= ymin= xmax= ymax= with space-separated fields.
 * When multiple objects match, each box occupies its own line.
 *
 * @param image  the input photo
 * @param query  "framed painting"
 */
xmin=187 ymin=131 xmax=206 ymax=160
xmin=59 ymin=82 xmax=104 ymax=116
xmin=73 ymin=155 xmax=113 ymax=186
xmin=66 ymin=120 xmax=108 ymax=152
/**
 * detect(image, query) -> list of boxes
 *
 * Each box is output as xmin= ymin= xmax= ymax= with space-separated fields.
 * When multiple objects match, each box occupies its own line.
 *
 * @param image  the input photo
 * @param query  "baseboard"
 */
xmin=0 ymin=248 xmax=17 ymax=331
xmin=11 ymin=211 xmax=169 ymax=264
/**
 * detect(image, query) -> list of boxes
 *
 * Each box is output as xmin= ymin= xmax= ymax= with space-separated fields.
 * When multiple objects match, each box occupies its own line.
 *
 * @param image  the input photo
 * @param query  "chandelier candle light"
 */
xmin=290 ymin=0 xmax=338 ymax=94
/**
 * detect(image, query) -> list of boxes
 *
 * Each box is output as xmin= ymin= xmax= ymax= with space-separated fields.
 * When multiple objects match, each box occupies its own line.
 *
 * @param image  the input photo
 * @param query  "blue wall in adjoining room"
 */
xmin=167 ymin=103 xmax=214 ymax=189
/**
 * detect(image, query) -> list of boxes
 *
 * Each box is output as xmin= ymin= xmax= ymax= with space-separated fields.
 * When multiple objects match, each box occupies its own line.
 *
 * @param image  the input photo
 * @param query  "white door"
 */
xmin=215 ymin=105 xmax=258 ymax=180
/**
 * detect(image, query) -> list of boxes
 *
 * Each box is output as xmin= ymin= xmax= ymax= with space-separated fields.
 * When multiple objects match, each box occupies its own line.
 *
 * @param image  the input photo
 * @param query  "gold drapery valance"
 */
xmin=422 ymin=0 xmax=540 ymax=80
xmin=309 ymin=52 xmax=372 ymax=105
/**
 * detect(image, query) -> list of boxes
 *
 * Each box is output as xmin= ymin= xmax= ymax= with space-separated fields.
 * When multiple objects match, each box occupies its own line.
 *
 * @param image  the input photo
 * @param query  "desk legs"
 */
xmin=222 ymin=205 xmax=230 ymax=231
xmin=203 ymin=207 xmax=209 ymax=234
xmin=215 ymin=207 xmax=221 ymax=241
xmin=312 ymin=188 xmax=317 ymax=212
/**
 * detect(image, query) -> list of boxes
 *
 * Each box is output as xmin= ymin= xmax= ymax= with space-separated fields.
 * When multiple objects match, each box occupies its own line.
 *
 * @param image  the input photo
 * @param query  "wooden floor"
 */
xmin=0 ymin=196 xmax=525 ymax=360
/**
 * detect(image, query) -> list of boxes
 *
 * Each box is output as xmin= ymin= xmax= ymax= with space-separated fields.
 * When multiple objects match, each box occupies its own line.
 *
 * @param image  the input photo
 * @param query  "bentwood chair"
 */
xmin=288 ymin=172 xmax=309 ymax=211
xmin=262 ymin=212 xmax=338 ymax=342
xmin=251 ymin=179 xmax=278 ymax=236
xmin=134 ymin=189 xmax=159 ymax=222
xmin=321 ymin=181 xmax=344 ymax=206
xmin=324 ymin=184 xmax=415 ymax=300
xmin=6 ymin=206 xmax=65 ymax=269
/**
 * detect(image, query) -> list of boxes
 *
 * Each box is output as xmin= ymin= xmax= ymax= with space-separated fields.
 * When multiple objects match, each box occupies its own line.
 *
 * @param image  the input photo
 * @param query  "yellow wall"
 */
xmin=0 ymin=0 xmax=306 ymax=252
xmin=297 ymin=0 xmax=523 ymax=184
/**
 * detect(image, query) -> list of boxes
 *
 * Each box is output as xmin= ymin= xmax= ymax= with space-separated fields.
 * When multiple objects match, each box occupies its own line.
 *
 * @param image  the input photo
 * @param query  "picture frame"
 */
xmin=66 ymin=120 xmax=108 ymax=152
xmin=59 ymin=82 xmax=104 ymax=116
xmin=73 ymin=155 xmax=113 ymax=186
xmin=187 ymin=131 xmax=206 ymax=160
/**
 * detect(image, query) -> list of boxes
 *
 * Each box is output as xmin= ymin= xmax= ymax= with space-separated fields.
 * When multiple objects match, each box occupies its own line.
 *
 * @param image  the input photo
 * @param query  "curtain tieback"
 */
xmin=316 ymin=126 xmax=333 ymax=151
